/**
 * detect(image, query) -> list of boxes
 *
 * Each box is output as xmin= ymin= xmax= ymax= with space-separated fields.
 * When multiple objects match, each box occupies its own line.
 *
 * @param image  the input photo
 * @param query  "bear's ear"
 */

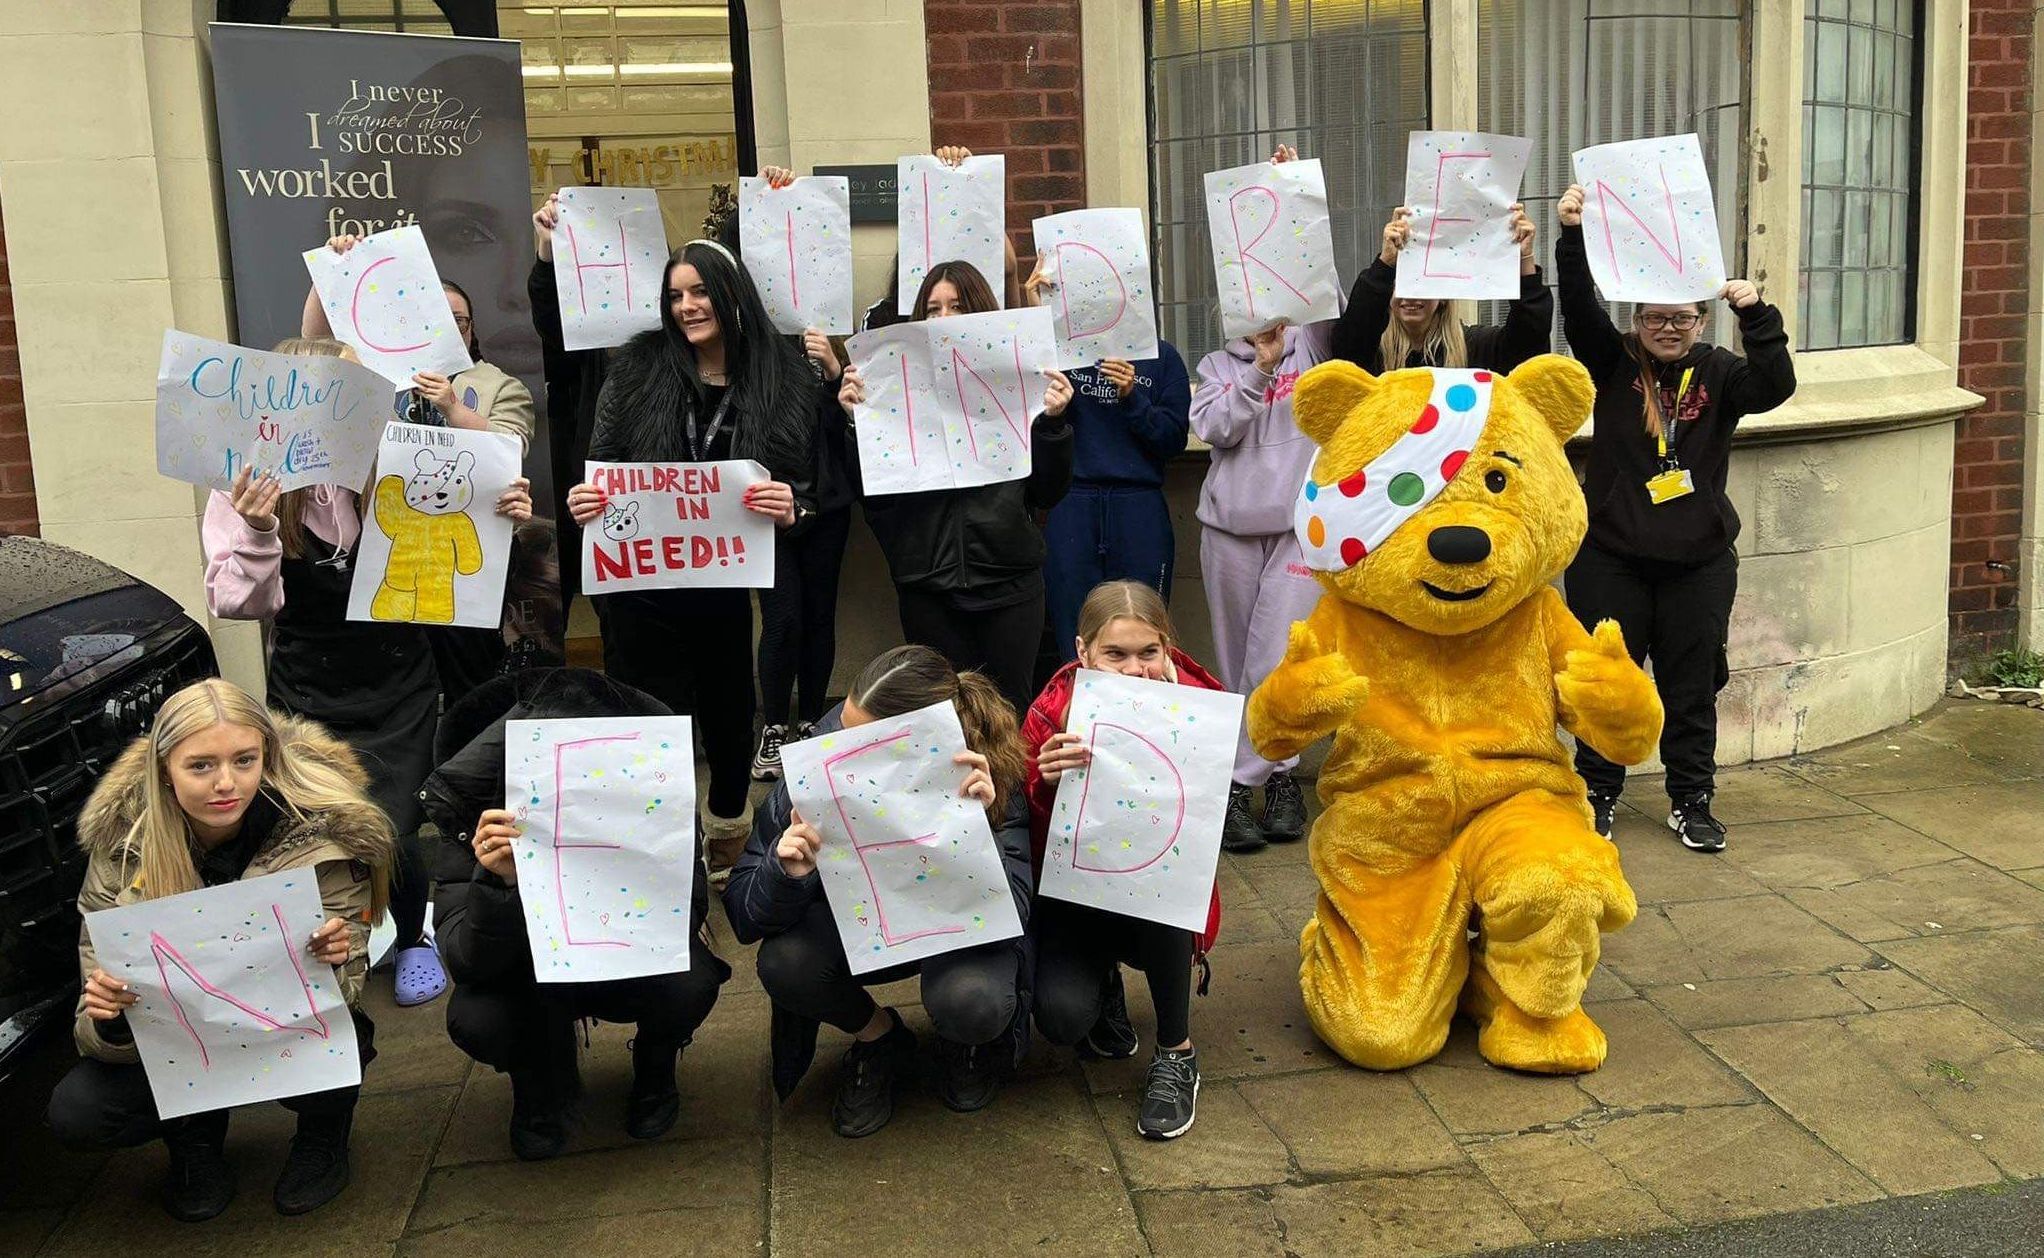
xmin=452 ymin=450 xmax=475 ymax=475
xmin=413 ymin=448 xmax=437 ymax=471
xmin=1505 ymin=354 xmax=1595 ymax=445
xmin=1290 ymin=360 xmax=1379 ymax=446
xmin=624 ymin=501 xmax=640 ymax=519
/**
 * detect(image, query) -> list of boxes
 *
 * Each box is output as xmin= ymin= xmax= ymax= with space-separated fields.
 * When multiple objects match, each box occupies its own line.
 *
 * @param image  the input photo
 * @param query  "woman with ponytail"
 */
xmin=47 ymin=680 xmax=393 ymax=1221
xmin=1330 ymin=203 xmax=1552 ymax=375
xmin=564 ymin=239 xmax=825 ymax=873
xmin=1554 ymin=182 xmax=1796 ymax=852
xmin=723 ymin=646 xmax=1034 ymax=1138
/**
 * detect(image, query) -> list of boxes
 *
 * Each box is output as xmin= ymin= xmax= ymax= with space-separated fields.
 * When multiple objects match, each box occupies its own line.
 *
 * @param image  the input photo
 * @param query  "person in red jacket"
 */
xmin=1022 ymin=580 xmax=1223 ymax=1140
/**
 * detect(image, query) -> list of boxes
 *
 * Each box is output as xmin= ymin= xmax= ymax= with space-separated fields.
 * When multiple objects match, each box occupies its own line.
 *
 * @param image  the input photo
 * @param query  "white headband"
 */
xmin=1293 ymin=369 xmax=1495 ymax=571
xmin=684 ymin=237 xmax=737 ymax=266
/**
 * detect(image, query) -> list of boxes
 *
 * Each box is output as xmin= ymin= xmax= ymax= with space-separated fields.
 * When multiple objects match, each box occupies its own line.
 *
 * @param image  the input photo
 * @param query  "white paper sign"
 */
xmin=155 ymin=331 xmax=390 ymax=492
xmin=782 ymin=703 xmax=1024 ymax=975
xmin=846 ymin=306 xmax=1056 ymax=496
xmin=85 ymin=871 xmax=361 ymax=1120
xmin=1039 ymin=671 xmax=1245 ymax=933
xmin=1396 ymin=131 xmax=1533 ymax=300
xmin=504 ymin=717 xmax=697 ymax=983
xmin=346 ymin=422 xmax=518 ymax=628
xmin=1571 ymin=134 xmax=1729 ymax=303
xmin=1203 ymin=158 xmax=1343 ymax=339
xmin=897 ymin=154 xmax=1008 ymax=315
xmin=552 ymin=187 xmax=667 ymax=352
xmin=740 ymin=176 xmax=854 ymax=336
xmin=579 ymin=459 xmax=776 ymax=592
xmin=1031 ymin=208 xmax=1160 ymax=369
xmin=303 ymin=225 xmax=473 ymax=384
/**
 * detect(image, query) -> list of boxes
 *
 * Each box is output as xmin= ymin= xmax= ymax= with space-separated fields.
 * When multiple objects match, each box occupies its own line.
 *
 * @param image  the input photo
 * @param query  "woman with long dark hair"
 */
xmin=564 ymin=239 xmax=822 ymax=872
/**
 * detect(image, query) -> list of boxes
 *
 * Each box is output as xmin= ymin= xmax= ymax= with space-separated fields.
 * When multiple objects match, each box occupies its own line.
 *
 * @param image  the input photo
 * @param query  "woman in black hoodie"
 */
xmin=1554 ymin=181 xmax=1797 ymax=853
xmin=563 ymin=239 xmax=824 ymax=870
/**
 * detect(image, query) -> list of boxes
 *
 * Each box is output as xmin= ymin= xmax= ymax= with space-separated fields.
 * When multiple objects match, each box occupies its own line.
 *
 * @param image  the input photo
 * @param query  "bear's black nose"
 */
xmin=1427 ymin=525 xmax=1491 ymax=565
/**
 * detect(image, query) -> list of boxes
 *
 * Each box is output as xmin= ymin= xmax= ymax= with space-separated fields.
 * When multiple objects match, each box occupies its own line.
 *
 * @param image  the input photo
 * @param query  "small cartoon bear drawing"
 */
xmin=600 ymin=499 xmax=641 ymax=542
xmin=370 ymin=447 xmax=483 ymax=624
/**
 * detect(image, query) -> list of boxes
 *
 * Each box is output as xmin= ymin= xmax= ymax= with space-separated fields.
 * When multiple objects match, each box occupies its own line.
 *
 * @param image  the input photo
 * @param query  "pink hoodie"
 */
xmin=202 ymin=486 xmax=362 ymax=620
xmin=1188 ymin=320 xmax=1336 ymax=537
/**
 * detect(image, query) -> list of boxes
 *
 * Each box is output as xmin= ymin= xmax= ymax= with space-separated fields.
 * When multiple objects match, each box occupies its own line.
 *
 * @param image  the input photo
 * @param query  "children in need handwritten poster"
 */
xmin=580 ymin=459 xmax=778 ymax=593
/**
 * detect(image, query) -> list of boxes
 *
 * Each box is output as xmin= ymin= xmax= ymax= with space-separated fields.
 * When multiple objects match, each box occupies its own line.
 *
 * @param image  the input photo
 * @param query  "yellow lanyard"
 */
xmin=1654 ymin=367 xmax=1696 ymax=462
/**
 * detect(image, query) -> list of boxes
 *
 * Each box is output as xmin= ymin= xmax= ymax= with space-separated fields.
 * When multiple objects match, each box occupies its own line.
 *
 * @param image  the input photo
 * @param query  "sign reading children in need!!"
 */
xmin=1396 ymin=131 xmax=1533 ymax=301
xmin=580 ymin=459 xmax=777 ymax=592
xmin=155 ymin=331 xmax=390 ymax=492
xmin=1031 ymin=208 xmax=1160 ymax=370
xmin=845 ymin=307 xmax=1058 ymax=497
xmin=550 ymin=186 xmax=667 ymax=352
xmin=1571 ymin=134 xmax=1729 ymax=304
xmin=1203 ymin=158 xmax=1343 ymax=338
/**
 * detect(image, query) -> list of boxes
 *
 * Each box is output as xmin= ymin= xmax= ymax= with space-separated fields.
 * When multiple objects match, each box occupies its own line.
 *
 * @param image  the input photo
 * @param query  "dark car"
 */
xmin=0 ymin=536 xmax=217 ymax=1071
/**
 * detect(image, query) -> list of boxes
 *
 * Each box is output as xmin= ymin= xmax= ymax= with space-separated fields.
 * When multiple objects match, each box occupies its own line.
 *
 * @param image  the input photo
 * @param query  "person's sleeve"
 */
xmin=71 ymin=854 xmax=139 ymax=1064
xmin=313 ymin=856 xmax=378 ymax=1006
xmin=1188 ymin=352 xmax=1265 ymax=450
xmin=1495 ymin=264 xmax=1556 ymax=370
xmin=721 ymin=785 xmax=820 ymax=943
xmin=1722 ymin=301 xmax=1798 ymax=420
xmin=992 ymin=804 xmax=1036 ymax=929
xmin=586 ymin=373 xmax=628 ymax=464
xmin=430 ymin=838 xmax=537 ymax=988
xmin=528 ymin=256 xmax=566 ymax=354
xmin=1024 ymin=413 xmax=1075 ymax=511
xmin=1555 ymin=224 xmax=1626 ymax=382
xmin=1117 ymin=350 xmax=1191 ymax=464
xmin=483 ymin=372 xmax=535 ymax=458
xmin=202 ymin=490 xmax=285 ymax=621
xmin=775 ymin=383 xmax=827 ymax=538
xmin=1330 ymin=257 xmax=1396 ymax=367
xmin=1019 ymin=695 xmax=1061 ymax=841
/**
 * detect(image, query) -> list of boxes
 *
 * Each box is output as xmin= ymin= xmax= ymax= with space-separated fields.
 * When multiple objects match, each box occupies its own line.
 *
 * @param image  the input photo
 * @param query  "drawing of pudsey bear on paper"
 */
xmin=347 ymin=422 xmax=519 ymax=628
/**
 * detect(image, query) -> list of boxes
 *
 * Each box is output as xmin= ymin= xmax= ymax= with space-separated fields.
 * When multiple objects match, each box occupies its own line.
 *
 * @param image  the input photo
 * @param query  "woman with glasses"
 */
xmin=1553 ymin=182 xmax=1797 ymax=854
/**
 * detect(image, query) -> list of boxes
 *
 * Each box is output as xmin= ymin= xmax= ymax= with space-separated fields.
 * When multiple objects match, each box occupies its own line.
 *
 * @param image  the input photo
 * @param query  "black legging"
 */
xmin=757 ymin=507 xmax=852 ymax=727
xmin=447 ymin=966 xmax=722 ymax=1076
xmin=895 ymin=584 xmax=1046 ymax=720
xmin=389 ymin=834 xmax=430 ymax=947
xmin=595 ymin=587 xmax=755 ymax=817
xmin=1033 ymin=900 xmax=1195 ymax=1049
xmin=755 ymin=900 xmax=1018 ymax=1046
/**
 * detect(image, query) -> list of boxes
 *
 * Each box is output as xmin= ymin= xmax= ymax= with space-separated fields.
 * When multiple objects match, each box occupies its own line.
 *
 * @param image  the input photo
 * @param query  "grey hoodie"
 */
xmin=1188 ymin=320 xmax=1337 ymax=537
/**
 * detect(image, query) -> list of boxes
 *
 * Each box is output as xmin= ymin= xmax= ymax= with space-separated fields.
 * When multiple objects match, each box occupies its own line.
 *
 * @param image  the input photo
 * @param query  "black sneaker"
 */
xmin=272 ymin=1112 xmax=350 ymax=1216
xmin=508 ymin=1062 xmax=577 ymax=1161
xmin=832 ymin=1011 xmax=916 ymax=1138
xmin=1136 ymin=1047 xmax=1200 ymax=1140
xmin=1589 ymin=791 xmax=1619 ymax=839
xmin=624 ymin=1038 xmax=682 ymax=1140
xmin=1261 ymin=771 xmax=1307 ymax=842
xmin=935 ymin=1037 xmax=1002 ymax=1113
xmin=751 ymin=723 xmax=788 ymax=781
xmin=1221 ymin=784 xmax=1267 ymax=854
xmin=162 ymin=1112 xmax=234 ymax=1223
xmin=793 ymin=720 xmax=817 ymax=741
xmin=1669 ymin=793 xmax=1728 ymax=852
xmin=1079 ymin=967 xmax=1139 ymax=1060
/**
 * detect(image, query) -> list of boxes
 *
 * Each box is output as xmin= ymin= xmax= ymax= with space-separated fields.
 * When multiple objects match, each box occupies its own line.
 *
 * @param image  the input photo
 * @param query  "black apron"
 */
xmin=267 ymin=525 xmax=440 ymax=836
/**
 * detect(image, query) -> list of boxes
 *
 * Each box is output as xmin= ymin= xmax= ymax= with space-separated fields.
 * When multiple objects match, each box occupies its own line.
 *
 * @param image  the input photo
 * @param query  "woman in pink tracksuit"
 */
xmin=1188 ymin=148 xmax=1333 ymax=855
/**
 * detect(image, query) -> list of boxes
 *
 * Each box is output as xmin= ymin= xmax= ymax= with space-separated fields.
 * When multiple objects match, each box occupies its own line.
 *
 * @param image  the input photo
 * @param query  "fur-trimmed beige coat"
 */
xmin=70 ymin=716 xmax=394 ymax=1064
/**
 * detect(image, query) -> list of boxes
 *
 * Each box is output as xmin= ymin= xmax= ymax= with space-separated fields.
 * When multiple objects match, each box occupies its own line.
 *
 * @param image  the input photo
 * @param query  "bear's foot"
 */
xmin=1462 ymin=967 xmax=1607 ymax=1075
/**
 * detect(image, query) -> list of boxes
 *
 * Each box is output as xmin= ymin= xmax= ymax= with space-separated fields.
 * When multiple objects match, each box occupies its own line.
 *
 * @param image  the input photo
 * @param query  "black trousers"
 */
xmin=447 ymin=965 xmax=722 ymax=1076
xmin=47 ymin=1008 xmax=376 ymax=1149
xmin=1564 ymin=540 xmax=1738 ymax=799
xmin=595 ymin=588 xmax=755 ymax=817
xmin=896 ymin=584 xmax=1045 ymax=720
xmin=757 ymin=507 xmax=852 ymax=727
xmin=756 ymin=900 xmax=1018 ymax=1047
xmin=1032 ymin=900 xmax=1195 ymax=1049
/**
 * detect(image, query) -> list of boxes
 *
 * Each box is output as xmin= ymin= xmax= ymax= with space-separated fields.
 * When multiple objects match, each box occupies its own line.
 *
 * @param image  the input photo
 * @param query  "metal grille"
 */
xmin=1148 ymin=0 xmax=1430 ymax=365
xmin=1800 ymin=0 xmax=1918 ymax=351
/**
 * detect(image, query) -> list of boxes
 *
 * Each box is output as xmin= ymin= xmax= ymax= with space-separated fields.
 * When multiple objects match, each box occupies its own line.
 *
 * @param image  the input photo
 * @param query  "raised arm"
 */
xmin=1553 ymin=185 xmax=1627 ymax=382
xmin=1330 ymin=211 xmax=1405 ymax=368
xmin=1719 ymin=283 xmax=1798 ymax=419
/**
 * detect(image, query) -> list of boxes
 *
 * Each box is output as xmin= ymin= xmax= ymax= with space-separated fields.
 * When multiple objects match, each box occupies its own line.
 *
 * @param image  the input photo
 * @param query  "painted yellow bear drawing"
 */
xmin=1249 ymin=356 xmax=1663 ymax=1075
xmin=370 ymin=447 xmax=483 ymax=624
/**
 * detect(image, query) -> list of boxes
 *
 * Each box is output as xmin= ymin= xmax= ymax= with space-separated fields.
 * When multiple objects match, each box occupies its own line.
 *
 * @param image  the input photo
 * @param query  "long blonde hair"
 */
xmin=125 ymin=679 xmax=390 ymax=920
xmin=851 ymin=646 xmax=1026 ymax=825
xmin=1378 ymin=304 xmax=1467 ymax=372
xmin=268 ymin=337 xmax=357 ymax=561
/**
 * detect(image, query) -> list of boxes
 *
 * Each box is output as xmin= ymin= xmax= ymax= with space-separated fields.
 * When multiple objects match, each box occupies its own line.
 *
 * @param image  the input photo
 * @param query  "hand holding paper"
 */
xmin=303 ymin=225 xmax=472 ymax=383
xmin=1030 ymin=208 xmax=1160 ymax=369
xmin=551 ymin=187 xmax=667 ymax=351
xmin=741 ymin=175 xmax=854 ymax=335
xmin=1203 ymin=158 xmax=1342 ymax=338
xmin=1395 ymin=131 xmax=1533 ymax=300
xmin=1569 ymin=134 xmax=1729 ymax=303
xmin=898 ymin=153 xmax=1007 ymax=315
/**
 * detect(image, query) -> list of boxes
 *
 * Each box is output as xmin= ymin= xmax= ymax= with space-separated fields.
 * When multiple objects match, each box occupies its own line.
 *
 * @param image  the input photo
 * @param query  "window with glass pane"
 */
xmin=1800 ymin=0 xmax=1917 ymax=350
xmin=1149 ymin=1 xmax=1429 ymax=366
xmin=1477 ymin=0 xmax=1746 ymax=349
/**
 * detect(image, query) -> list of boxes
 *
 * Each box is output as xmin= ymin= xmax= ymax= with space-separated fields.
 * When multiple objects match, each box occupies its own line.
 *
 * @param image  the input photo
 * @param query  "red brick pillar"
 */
xmin=924 ymin=1 xmax=1086 ymax=276
xmin=0 ymin=207 xmax=37 ymax=538
xmin=1952 ymin=0 xmax=2033 ymax=659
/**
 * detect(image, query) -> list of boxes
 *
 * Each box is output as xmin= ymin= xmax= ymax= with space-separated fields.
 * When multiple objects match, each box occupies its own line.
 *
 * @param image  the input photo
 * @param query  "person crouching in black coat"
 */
xmin=420 ymin=669 xmax=729 ymax=1161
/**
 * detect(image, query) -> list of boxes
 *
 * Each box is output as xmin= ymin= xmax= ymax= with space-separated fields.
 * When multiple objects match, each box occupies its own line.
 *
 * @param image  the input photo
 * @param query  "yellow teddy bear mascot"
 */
xmin=1249 ymin=355 xmax=1662 ymax=1075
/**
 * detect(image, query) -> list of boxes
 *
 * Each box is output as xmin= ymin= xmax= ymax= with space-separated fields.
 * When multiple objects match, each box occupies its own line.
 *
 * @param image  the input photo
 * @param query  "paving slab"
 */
xmin=1408 ymin=1023 xmax=1597 ymax=1136
xmin=1715 ymin=813 xmax=1962 ymax=893
xmin=1783 ymin=732 xmax=2005 ymax=797
xmin=1237 ymin=1067 xmax=1467 ymax=1177
xmin=1875 ymin=923 xmax=2044 ymax=1043
xmin=0 ymin=1212 xmax=64 ymax=1258
xmin=1574 ymin=1000 xmax=1753 ymax=1111
xmin=1093 ymin=1079 xmax=1293 ymax=1190
xmin=1134 ymin=1169 xmax=1535 ymax=1258
xmin=1907 ymin=700 xmax=2044 ymax=777
xmin=354 ymin=983 xmax=473 ymax=1097
xmin=409 ymin=1134 xmax=758 ymax=1233
xmin=1610 ymin=822 xmax=1773 ymax=905
xmin=398 ymin=1205 xmax=762 ymax=1258
xmin=1786 ymin=858 xmax=2044 ymax=943
xmin=1466 ymin=1127 xmax=1682 ymax=1242
xmin=1855 ymin=781 xmax=2044 ymax=871
xmin=41 ymin=1085 xmax=455 ymax=1258
xmin=1604 ymin=897 xmax=1872 ymax=987
xmin=1832 ymin=963 xmax=1951 ymax=1011
xmin=1620 ymin=766 xmax=1870 ymax=826
xmin=1584 ymin=965 xmax=1636 ymax=1004
xmin=1640 ymin=974 xmax=1869 ymax=1030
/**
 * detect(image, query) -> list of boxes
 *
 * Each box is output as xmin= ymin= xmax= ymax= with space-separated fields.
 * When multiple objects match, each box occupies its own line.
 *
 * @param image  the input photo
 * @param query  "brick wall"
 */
xmin=1951 ymin=0 xmax=2034 ymax=661
xmin=0 ymin=207 xmax=36 ymax=537
xmin=924 ymin=1 xmax=1086 ymax=272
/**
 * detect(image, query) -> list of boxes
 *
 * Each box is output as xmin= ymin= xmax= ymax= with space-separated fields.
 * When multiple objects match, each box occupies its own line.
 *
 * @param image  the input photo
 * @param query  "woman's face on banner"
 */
xmin=667 ymin=262 xmax=722 ymax=349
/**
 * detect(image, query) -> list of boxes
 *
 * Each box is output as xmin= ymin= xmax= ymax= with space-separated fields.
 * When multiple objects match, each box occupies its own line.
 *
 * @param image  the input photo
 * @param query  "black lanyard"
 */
xmin=685 ymin=390 xmax=733 ymax=463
